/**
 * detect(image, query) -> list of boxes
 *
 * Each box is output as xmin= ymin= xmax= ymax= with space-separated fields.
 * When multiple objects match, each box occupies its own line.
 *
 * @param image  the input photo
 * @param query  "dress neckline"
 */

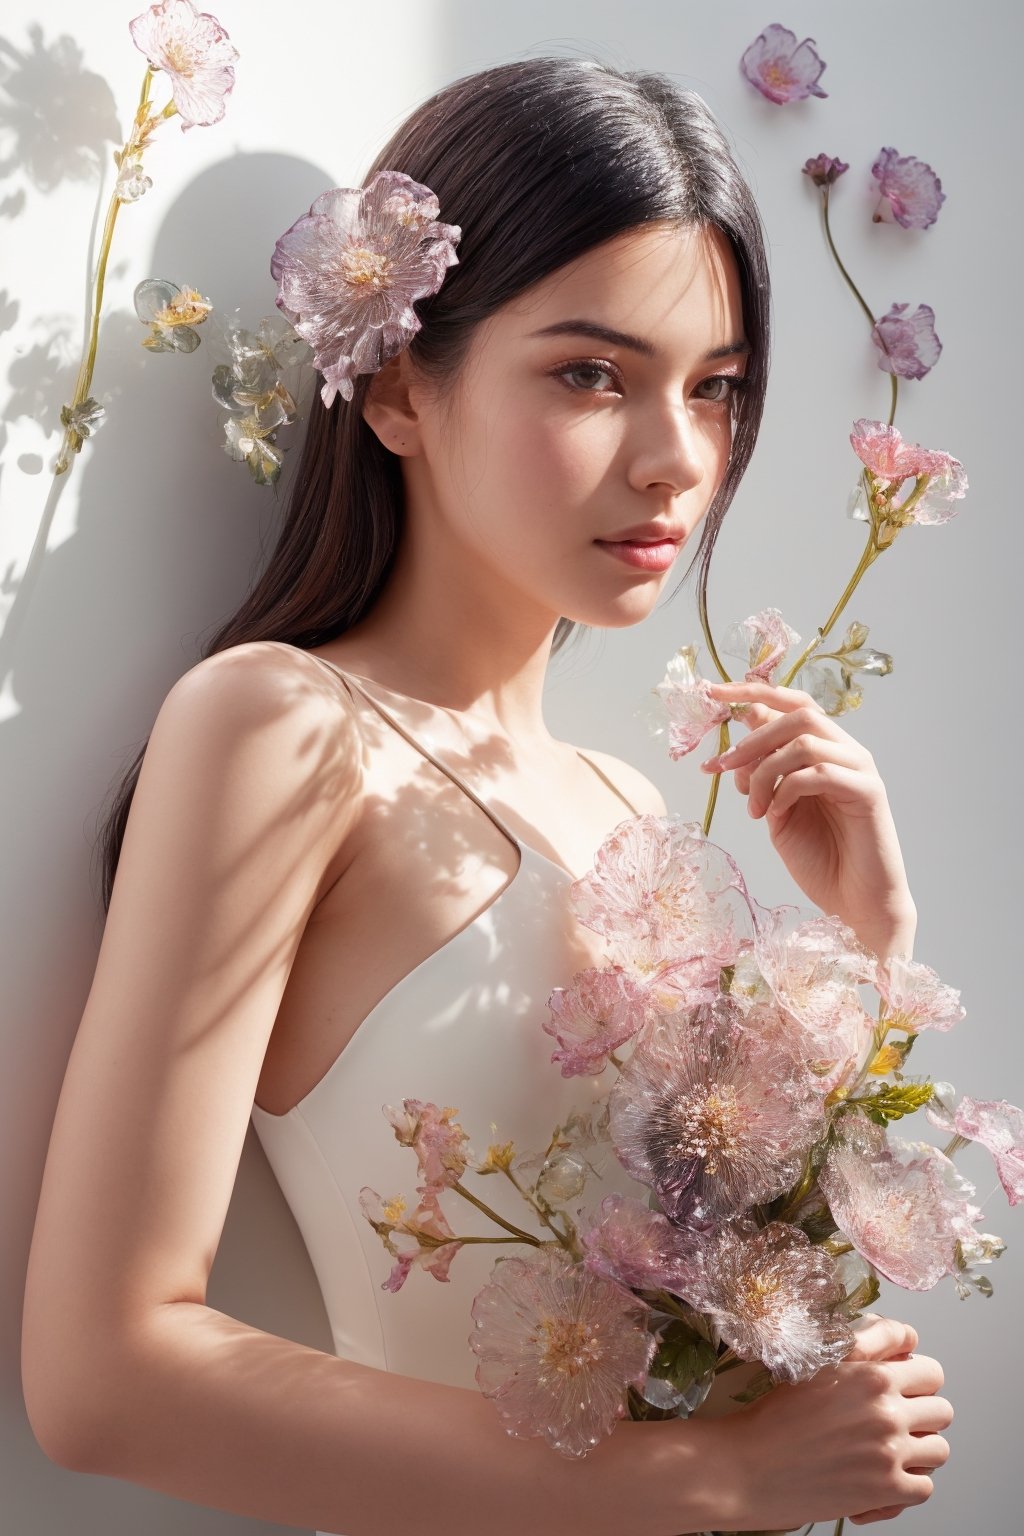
xmin=251 ymin=837 xmax=570 ymax=1121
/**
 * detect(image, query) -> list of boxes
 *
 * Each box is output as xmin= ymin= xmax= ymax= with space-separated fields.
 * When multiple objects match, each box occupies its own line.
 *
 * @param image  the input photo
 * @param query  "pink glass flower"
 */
xmin=942 ymin=1097 xmax=1024 ymax=1206
xmin=644 ymin=644 xmax=736 ymax=758
xmin=468 ymin=1245 xmax=656 ymax=1458
xmin=271 ymin=170 xmax=462 ymax=407
xmin=875 ymin=954 xmax=966 ymax=1034
xmin=579 ymin=1191 xmax=693 ymax=1293
xmin=565 ymin=813 xmax=775 ymax=1014
xmin=849 ymin=418 xmax=968 ymax=526
xmin=382 ymin=1098 xmax=473 ymax=1190
xmin=818 ymin=1117 xmax=983 ymax=1291
xmin=871 ymin=303 xmax=942 ymax=380
xmin=752 ymin=910 xmax=879 ymax=1093
xmin=608 ymin=995 xmax=825 ymax=1226
xmin=678 ymin=1219 xmax=853 ymax=1382
xmin=871 ymin=147 xmax=945 ymax=230
xmin=740 ymin=23 xmax=828 ymax=104
xmin=721 ymin=606 xmax=802 ymax=683
xmin=129 ymin=0 xmax=238 ymax=130
xmin=359 ymin=1186 xmax=465 ymax=1291
xmin=803 ymin=153 xmax=849 ymax=188
xmin=543 ymin=966 xmax=652 ymax=1077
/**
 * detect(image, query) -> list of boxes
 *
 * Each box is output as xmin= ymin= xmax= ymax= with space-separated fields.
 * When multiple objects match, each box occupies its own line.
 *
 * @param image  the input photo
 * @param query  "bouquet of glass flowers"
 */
xmin=358 ymin=418 xmax=1020 ymax=1536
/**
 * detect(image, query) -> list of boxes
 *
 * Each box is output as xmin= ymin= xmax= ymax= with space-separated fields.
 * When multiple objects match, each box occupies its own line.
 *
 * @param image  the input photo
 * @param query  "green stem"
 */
xmin=942 ymin=1133 xmax=971 ymax=1158
xmin=501 ymin=1165 xmax=577 ymax=1252
xmin=834 ymin=1519 xmax=845 ymax=1535
xmin=822 ymin=191 xmax=899 ymax=429
xmin=450 ymin=1180 xmax=542 ymax=1244
xmin=778 ymin=527 xmax=882 ymax=688
xmin=55 ymin=67 xmax=154 ymax=474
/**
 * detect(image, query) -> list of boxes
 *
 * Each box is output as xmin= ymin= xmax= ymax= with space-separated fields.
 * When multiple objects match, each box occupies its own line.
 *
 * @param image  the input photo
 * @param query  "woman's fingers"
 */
xmin=846 ymin=1314 xmax=919 ymax=1361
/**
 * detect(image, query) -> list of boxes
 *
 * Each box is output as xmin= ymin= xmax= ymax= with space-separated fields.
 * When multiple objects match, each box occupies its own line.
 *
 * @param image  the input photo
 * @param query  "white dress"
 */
xmin=250 ymin=656 xmax=654 ymax=1533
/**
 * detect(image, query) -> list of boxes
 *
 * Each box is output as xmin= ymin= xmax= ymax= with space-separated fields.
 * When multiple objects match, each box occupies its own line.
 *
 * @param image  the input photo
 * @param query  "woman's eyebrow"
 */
xmin=527 ymin=318 xmax=751 ymax=362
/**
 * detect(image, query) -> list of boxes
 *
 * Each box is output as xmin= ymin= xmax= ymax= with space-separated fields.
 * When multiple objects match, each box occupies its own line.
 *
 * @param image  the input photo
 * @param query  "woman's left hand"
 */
xmin=699 ymin=678 xmax=917 ymax=959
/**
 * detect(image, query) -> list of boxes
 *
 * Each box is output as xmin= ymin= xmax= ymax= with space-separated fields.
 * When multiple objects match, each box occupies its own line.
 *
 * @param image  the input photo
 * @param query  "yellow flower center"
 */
xmin=670 ymin=1082 xmax=744 ymax=1175
xmin=163 ymin=42 xmax=197 ymax=78
xmin=341 ymin=245 xmax=394 ymax=290
xmin=538 ymin=1315 xmax=604 ymax=1377
xmin=734 ymin=1266 xmax=782 ymax=1320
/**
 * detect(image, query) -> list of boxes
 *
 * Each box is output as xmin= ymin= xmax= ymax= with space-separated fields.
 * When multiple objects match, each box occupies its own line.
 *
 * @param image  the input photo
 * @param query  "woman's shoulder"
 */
xmin=573 ymin=743 xmax=669 ymax=818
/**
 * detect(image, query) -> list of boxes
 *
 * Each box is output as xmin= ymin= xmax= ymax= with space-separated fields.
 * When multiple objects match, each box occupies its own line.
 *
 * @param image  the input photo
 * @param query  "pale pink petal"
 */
xmin=646 ymin=645 xmax=734 ymax=758
xmin=469 ymin=1246 xmax=656 ymax=1458
xmin=579 ymin=1191 xmax=693 ymax=1292
xmin=871 ymin=303 xmax=942 ymax=380
xmin=679 ymin=1219 xmax=853 ymax=1382
xmin=953 ymin=1097 xmax=1024 ymax=1206
xmin=875 ymin=954 xmax=966 ymax=1034
xmin=270 ymin=170 xmax=461 ymax=407
xmin=739 ymin=23 xmax=829 ymax=104
xmin=871 ymin=147 xmax=945 ymax=230
xmin=819 ymin=1118 xmax=981 ymax=1291
xmin=720 ymin=606 xmax=802 ymax=682
xmin=543 ymin=966 xmax=651 ymax=1077
xmin=382 ymin=1097 xmax=473 ymax=1188
xmin=129 ymin=0 xmax=238 ymax=131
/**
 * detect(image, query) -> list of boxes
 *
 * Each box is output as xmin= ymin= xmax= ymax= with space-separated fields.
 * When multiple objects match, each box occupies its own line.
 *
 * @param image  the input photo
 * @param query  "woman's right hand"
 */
xmin=718 ymin=1318 xmax=953 ymax=1530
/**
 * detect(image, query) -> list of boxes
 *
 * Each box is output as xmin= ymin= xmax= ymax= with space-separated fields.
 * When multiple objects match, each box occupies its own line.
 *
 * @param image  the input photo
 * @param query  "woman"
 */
xmin=22 ymin=56 xmax=951 ymax=1534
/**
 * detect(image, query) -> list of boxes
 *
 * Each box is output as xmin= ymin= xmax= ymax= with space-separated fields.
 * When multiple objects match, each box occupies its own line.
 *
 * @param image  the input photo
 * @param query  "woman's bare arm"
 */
xmin=19 ymin=640 xmax=727 ymax=1536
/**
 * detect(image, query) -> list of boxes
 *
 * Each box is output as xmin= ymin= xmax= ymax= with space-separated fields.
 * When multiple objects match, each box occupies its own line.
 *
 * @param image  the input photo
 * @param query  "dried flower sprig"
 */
xmin=53 ymin=0 xmax=237 ymax=476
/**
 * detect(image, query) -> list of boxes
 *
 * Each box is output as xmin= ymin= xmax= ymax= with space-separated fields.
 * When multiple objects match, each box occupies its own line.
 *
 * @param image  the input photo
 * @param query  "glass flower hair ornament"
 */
xmin=270 ymin=169 xmax=462 ymax=408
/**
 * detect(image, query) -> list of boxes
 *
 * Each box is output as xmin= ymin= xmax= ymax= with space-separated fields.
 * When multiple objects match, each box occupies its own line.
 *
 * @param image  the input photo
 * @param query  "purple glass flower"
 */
xmin=608 ymin=994 xmax=825 ymax=1226
xmin=740 ymin=23 xmax=828 ymax=104
xmin=579 ymin=1190 xmax=693 ymax=1293
xmin=678 ymin=1218 xmax=854 ymax=1383
xmin=802 ymin=153 xmax=849 ymax=188
xmin=871 ymin=147 xmax=945 ymax=230
xmin=271 ymin=170 xmax=462 ymax=407
xmin=871 ymin=303 xmax=942 ymax=380
xmin=129 ymin=0 xmax=238 ymax=131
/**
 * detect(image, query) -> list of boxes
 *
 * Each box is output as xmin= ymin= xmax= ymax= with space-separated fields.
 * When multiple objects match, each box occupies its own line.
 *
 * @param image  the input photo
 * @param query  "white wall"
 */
xmin=3 ymin=1 xmax=1021 ymax=1530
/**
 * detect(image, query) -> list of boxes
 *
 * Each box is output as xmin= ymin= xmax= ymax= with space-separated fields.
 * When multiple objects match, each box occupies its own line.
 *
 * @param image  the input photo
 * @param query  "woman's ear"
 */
xmin=361 ymin=348 xmax=423 ymax=456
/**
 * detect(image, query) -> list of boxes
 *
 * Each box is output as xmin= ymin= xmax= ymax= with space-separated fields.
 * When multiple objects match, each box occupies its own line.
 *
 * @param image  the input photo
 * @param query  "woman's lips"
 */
xmin=594 ymin=537 xmax=681 ymax=572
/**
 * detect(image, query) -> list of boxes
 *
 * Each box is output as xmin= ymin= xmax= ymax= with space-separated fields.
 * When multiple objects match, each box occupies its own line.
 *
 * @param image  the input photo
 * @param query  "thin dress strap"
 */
xmin=303 ymin=653 xmax=523 ymax=850
xmin=303 ymin=651 xmax=641 ymax=834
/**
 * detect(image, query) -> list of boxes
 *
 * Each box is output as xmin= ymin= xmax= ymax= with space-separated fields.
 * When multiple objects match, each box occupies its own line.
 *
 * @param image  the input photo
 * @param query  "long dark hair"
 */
xmin=96 ymin=54 xmax=771 ymax=913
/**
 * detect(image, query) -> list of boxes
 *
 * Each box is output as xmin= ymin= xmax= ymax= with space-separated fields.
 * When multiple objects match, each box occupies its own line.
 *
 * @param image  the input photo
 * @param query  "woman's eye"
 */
xmin=554 ymin=360 xmax=620 ymax=393
xmin=697 ymin=374 xmax=744 ymax=403
xmin=552 ymin=362 xmax=748 ymax=404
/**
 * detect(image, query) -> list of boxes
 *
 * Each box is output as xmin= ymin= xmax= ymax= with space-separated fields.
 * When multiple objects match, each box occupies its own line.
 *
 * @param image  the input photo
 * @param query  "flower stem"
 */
xmin=778 ymin=527 xmax=882 ymax=688
xmin=450 ymin=1180 xmax=543 ymax=1243
xmin=942 ymin=1133 xmax=971 ymax=1158
xmin=500 ymin=1165 xmax=578 ymax=1253
xmin=822 ymin=191 xmax=899 ymax=429
xmin=55 ymin=67 xmax=154 ymax=474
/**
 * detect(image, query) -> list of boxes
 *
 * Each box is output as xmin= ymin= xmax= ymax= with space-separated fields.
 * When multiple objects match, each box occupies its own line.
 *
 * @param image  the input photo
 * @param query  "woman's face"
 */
xmin=387 ymin=219 xmax=749 ymax=634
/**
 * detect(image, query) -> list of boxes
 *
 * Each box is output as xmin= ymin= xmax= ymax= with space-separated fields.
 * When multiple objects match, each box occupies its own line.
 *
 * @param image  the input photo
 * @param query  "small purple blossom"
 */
xmin=871 ymin=147 xmax=945 ymax=230
xmin=803 ymin=153 xmax=849 ymax=188
xmin=871 ymin=303 xmax=942 ymax=380
xmin=740 ymin=23 xmax=828 ymax=104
